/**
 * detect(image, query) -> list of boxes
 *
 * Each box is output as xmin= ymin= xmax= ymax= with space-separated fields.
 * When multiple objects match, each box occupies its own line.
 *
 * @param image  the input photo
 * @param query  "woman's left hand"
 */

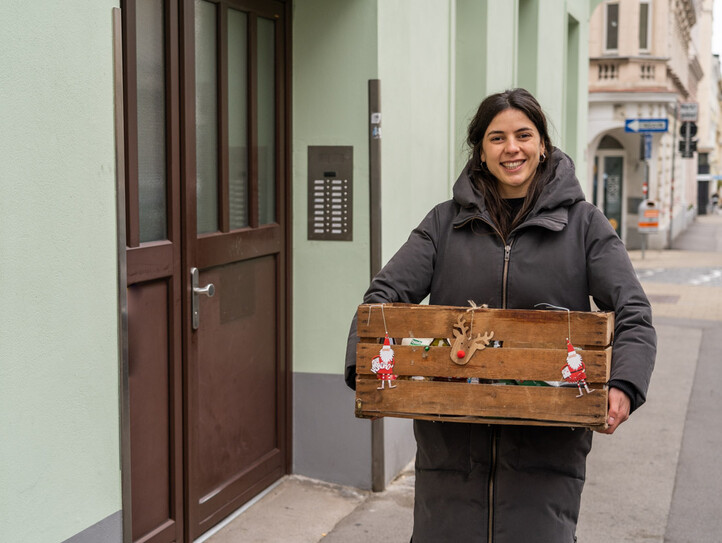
xmin=595 ymin=387 xmax=631 ymax=434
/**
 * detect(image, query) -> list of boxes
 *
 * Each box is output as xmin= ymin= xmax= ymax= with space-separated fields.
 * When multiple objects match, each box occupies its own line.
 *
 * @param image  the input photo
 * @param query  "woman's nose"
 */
xmin=504 ymin=138 xmax=520 ymax=153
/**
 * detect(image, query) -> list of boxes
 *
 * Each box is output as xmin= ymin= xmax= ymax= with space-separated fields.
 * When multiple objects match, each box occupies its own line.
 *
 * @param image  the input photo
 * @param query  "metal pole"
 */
xmin=368 ymin=79 xmax=385 ymax=493
xmin=668 ymin=101 xmax=678 ymax=248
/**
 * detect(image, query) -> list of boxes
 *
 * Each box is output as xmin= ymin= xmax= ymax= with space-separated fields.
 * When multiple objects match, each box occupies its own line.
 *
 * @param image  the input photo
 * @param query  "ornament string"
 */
xmin=366 ymin=303 xmax=389 ymax=337
xmin=466 ymin=300 xmax=480 ymax=335
xmin=534 ymin=303 xmax=572 ymax=342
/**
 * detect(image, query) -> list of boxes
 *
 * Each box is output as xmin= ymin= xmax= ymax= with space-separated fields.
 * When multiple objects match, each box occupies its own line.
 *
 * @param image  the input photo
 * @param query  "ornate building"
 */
xmin=587 ymin=0 xmax=714 ymax=248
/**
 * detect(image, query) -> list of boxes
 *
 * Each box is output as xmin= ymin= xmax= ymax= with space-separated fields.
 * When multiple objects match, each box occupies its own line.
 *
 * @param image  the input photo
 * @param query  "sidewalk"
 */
xmin=202 ymin=215 xmax=722 ymax=543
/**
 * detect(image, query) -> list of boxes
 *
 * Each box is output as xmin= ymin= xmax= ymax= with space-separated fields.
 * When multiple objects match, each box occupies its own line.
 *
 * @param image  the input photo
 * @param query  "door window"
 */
xmin=195 ymin=2 xmax=278 ymax=234
xmin=195 ymin=0 xmax=219 ymax=234
xmin=257 ymin=17 xmax=276 ymax=225
xmin=136 ymin=0 xmax=168 ymax=243
xmin=228 ymin=8 xmax=250 ymax=229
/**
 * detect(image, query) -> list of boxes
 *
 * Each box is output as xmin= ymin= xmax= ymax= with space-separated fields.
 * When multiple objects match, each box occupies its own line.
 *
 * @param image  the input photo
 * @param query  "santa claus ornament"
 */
xmin=561 ymin=339 xmax=594 ymax=397
xmin=366 ymin=304 xmax=397 ymax=390
xmin=371 ymin=334 xmax=397 ymax=389
xmin=535 ymin=302 xmax=595 ymax=398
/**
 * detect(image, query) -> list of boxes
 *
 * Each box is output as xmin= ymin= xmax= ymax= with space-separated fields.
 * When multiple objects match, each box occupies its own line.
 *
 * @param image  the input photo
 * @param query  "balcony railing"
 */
xmin=590 ymin=57 xmax=668 ymax=91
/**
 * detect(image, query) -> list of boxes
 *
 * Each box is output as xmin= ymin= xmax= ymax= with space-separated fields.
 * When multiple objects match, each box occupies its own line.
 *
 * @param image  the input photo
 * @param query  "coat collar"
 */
xmin=451 ymin=149 xmax=585 ymax=233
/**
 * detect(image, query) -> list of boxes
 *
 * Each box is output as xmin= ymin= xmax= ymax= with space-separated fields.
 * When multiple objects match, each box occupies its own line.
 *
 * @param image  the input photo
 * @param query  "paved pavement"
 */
xmin=201 ymin=215 xmax=722 ymax=543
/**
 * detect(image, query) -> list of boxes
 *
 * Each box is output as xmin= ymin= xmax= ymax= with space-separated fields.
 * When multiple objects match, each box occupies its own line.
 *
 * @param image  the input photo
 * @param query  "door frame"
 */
xmin=112 ymin=9 xmax=133 ymax=542
xmin=117 ymin=0 xmax=293 ymax=541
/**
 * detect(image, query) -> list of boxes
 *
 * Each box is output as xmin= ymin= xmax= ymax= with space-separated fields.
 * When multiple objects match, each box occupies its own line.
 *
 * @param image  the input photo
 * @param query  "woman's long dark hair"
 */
xmin=466 ymin=88 xmax=555 ymax=239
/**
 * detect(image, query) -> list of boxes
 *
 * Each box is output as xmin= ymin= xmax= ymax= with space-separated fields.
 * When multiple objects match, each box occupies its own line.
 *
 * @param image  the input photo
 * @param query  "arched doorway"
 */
xmin=593 ymin=134 xmax=625 ymax=237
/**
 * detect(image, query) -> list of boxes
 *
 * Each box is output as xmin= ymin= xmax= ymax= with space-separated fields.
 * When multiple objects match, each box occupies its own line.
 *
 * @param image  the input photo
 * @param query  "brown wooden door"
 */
xmin=182 ymin=0 xmax=290 ymax=538
xmin=123 ymin=0 xmax=290 ymax=541
xmin=124 ymin=1 xmax=185 ymax=541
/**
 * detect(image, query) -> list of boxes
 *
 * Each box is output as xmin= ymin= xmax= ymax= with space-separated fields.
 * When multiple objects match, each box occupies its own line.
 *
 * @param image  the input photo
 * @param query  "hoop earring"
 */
xmin=481 ymin=161 xmax=489 ymax=170
xmin=539 ymin=152 xmax=546 ymax=163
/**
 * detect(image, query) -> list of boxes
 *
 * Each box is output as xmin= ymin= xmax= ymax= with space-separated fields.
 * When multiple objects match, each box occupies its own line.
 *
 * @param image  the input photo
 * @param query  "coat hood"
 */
xmin=452 ymin=149 xmax=586 ymax=228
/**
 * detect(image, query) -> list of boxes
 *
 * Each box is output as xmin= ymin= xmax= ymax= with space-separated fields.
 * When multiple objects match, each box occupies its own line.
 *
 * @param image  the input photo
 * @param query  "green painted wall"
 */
xmin=0 ymin=1 xmax=121 ymax=542
xmin=454 ymin=0 xmax=517 ymax=175
xmin=455 ymin=0 xmax=591 ymax=187
xmin=528 ymin=0 xmax=591 ymax=187
xmin=293 ymin=0 xmax=595 ymax=375
xmin=455 ymin=0 xmax=487 ymax=174
xmin=378 ymin=0 xmax=455 ymax=261
xmin=292 ymin=0 xmax=378 ymax=374
xmin=567 ymin=0 xmax=592 ymax=191
xmin=517 ymin=0 xmax=540 ymax=94
xmin=536 ymin=0 xmax=568 ymax=145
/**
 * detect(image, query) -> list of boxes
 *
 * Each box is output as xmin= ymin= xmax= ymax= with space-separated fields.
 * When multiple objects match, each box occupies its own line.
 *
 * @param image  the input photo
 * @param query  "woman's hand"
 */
xmin=596 ymin=387 xmax=631 ymax=434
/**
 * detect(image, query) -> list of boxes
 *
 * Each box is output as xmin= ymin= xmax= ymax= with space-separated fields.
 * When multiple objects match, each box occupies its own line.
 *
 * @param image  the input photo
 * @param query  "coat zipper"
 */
xmin=490 ymin=242 xmax=512 ymax=542
xmin=487 ymin=426 xmax=499 ymax=542
xmin=455 ymin=215 xmax=512 ymax=543
xmin=502 ymin=244 xmax=511 ymax=309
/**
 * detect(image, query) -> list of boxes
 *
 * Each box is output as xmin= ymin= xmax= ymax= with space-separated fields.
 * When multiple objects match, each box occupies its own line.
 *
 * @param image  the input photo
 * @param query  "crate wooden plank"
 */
xmin=355 ymin=378 xmax=608 ymax=428
xmin=356 ymin=343 xmax=611 ymax=382
xmin=357 ymin=304 xmax=613 ymax=348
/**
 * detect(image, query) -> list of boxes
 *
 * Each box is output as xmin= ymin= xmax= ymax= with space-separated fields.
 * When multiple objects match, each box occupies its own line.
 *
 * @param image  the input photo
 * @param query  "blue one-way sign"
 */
xmin=625 ymin=118 xmax=669 ymax=133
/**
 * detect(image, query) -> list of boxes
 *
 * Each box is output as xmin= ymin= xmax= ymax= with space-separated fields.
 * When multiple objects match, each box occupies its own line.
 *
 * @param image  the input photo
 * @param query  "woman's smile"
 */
xmin=501 ymin=159 xmax=525 ymax=171
xmin=481 ymin=108 xmax=545 ymax=198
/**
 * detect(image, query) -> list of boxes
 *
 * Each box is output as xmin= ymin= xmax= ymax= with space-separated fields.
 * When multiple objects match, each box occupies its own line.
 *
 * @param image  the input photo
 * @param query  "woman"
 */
xmin=344 ymin=89 xmax=656 ymax=542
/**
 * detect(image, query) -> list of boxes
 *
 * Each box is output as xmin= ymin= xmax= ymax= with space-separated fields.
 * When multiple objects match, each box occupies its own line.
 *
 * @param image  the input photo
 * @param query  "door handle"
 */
xmin=191 ymin=267 xmax=215 ymax=330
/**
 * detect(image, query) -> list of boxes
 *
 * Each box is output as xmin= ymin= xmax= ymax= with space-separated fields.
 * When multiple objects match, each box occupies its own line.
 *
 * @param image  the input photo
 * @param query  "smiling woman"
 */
xmin=345 ymin=88 xmax=657 ymax=542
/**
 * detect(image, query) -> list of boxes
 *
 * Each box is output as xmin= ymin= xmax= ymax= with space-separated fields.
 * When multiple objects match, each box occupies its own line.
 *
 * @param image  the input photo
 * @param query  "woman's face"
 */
xmin=480 ymin=108 xmax=545 ymax=198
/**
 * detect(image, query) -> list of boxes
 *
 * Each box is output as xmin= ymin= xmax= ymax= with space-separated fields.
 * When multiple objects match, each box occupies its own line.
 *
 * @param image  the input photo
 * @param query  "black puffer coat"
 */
xmin=345 ymin=150 xmax=656 ymax=542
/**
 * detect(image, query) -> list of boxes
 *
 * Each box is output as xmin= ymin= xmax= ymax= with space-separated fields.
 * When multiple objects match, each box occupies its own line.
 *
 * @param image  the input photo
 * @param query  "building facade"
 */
xmin=587 ymin=0 xmax=715 ymax=249
xmin=1 ymin=1 xmax=602 ymax=542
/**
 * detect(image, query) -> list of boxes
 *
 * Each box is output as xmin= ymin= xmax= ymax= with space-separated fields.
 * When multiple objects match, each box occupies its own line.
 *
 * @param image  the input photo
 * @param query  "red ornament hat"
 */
xmin=566 ymin=339 xmax=576 ymax=354
xmin=383 ymin=334 xmax=391 ymax=346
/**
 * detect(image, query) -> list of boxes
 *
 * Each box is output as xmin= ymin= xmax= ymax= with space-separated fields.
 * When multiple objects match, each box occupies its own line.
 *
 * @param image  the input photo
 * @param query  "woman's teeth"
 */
xmin=503 ymin=160 xmax=523 ymax=169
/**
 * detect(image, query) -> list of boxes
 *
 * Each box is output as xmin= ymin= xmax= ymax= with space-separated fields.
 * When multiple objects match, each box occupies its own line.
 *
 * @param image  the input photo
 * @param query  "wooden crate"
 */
xmin=355 ymin=303 xmax=613 ymax=430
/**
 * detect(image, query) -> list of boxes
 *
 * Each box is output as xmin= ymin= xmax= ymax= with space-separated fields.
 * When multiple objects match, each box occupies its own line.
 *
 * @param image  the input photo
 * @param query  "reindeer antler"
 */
xmin=474 ymin=330 xmax=494 ymax=346
xmin=452 ymin=315 xmax=468 ymax=339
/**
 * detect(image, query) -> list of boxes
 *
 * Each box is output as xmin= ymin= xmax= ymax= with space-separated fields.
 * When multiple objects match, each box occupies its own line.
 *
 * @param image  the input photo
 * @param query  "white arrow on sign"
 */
xmin=625 ymin=118 xmax=668 ymax=133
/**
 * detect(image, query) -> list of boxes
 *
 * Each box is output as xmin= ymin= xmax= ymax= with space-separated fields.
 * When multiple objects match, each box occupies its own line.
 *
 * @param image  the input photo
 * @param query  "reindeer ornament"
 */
xmin=450 ymin=314 xmax=494 ymax=365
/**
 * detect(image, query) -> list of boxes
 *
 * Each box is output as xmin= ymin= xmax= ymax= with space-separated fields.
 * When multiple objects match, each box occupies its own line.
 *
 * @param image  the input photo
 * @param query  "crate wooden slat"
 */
xmin=355 ymin=303 xmax=613 ymax=430
xmin=356 ymin=344 xmax=611 ymax=382
xmin=357 ymin=303 xmax=613 ymax=348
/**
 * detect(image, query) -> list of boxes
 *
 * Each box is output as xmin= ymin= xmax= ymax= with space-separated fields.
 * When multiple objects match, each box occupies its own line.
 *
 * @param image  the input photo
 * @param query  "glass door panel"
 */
xmin=257 ymin=17 xmax=276 ymax=225
xmin=228 ymin=9 xmax=249 ymax=230
xmin=195 ymin=0 xmax=219 ymax=234
xmin=137 ymin=0 xmax=168 ymax=243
